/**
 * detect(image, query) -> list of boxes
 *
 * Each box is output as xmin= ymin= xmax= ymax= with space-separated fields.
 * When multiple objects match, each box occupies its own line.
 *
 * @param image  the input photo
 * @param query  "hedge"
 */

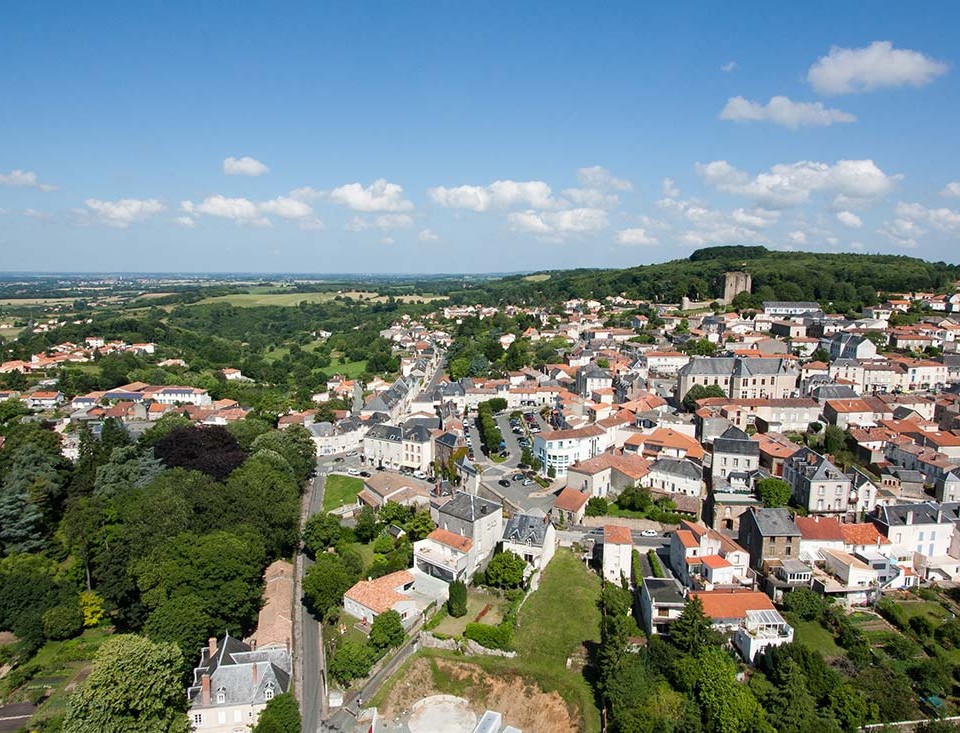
xmin=464 ymin=622 xmax=513 ymax=650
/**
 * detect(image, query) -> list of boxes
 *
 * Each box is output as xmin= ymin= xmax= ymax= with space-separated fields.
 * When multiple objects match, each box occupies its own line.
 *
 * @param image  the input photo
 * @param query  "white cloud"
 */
xmin=696 ymin=158 xmax=899 ymax=209
xmin=895 ymin=201 xmax=960 ymax=232
xmin=418 ymin=228 xmax=440 ymax=242
xmin=259 ymin=196 xmax=313 ymax=220
xmin=288 ymin=186 xmax=325 ymax=201
xmin=731 ymin=207 xmax=780 ymax=228
xmin=787 ymin=230 xmax=807 ymax=244
xmin=223 ymin=156 xmax=269 ymax=176
xmin=661 ymin=177 xmax=680 ymax=199
xmin=0 ymin=169 xmax=58 ymax=192
xmin=615 ymin=228 xmax=659 ymax=246
xmin=835 ymin=210 xmax=863 ymax=228
xmin=380 ymin=236 xmax=394 ymax=245
xmin=328 ymin=179 xmax=413 ymax=212
xmin=181 ymin=194 xmax=321 ymax=228
xmin=84 ymin=198 xmax=166 ymax=228
xmin=508 ymin=208 xmax=608 ymax=236
xmin=576 ymin=166 xmax=632 ymax=191
xmin=344 ymin=214 xmax=414 ymax=232
xmin=877 ymin=218 xmax=923 ymax=248
xmin=719 ymin=96 xmax=856 ymax=129
xmin=721 ymin=61 xmax=738 ymax=73
xmin=561 ymin=188 xmax=621 ymax=209
xmin=428 ymin=180 xmax=558 ymax=212
xmin=941 ymin=182 xmax=960 ymax=198
xmin=175 ymin=216 xmax=195 ymax=228
xmin=808 ymin=41 xmax=948 ymax=95
xmin=22 ymin=209 xmax=49 ymax=220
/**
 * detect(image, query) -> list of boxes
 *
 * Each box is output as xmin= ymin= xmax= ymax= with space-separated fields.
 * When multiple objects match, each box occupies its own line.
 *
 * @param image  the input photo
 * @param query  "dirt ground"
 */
xmin=379 ymin=657 xmax=578 ymax=733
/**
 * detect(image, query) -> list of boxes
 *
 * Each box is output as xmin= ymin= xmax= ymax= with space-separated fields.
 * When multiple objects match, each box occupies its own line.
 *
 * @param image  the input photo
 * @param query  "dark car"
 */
xmin=359 ymin=471 xmax=371 ymax=478
xmin=512 ymin=473 xmax=524 ymax=481
xmin=498 ymin=479 xmax=511 ymax=487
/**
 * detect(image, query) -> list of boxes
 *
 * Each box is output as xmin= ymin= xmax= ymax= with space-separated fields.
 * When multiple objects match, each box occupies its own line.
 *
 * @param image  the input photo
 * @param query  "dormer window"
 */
xmin=264 ymin=684 xmax=275 ymax=701
xmin=216 ymin=686 xmax=226 ymax=704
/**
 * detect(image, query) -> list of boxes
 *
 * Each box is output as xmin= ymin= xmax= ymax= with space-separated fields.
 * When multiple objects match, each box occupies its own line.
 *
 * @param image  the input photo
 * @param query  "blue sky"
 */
xmin=1 ymin=1 xmax=959 ymax=273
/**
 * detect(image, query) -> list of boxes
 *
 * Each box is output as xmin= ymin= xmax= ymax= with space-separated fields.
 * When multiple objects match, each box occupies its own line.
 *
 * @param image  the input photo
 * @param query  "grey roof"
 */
xmin=786 ymin=447 xmax=846 ymax=483
xmin=502 ymin=514 xmax=549 ymax=547
xmin=763 ymin=301 xmax=822 ymax=310
xmin=679 ymin=357 xmax=736 ymax=377
xmin=875 ymin=501 xmax=948 ymax=527
xmin=649 ymin=458 xmax=702 ymax=481
xmin=643 ymin=577 xmax=685 ymax=604
xmin=940 ymin=502 xmax=960 ymax=522
xmin=439 ymin=491 xmax=501 ymax=522
xmin=435 ymin=432 xmax=460 ymax=449
xmin=713 ymin=426 xmax=760 ymax=457
xmin=749 ymin=507 xmax=801 ymax=537
xmin=812 ymin=384 xmax=859 ymax=401
xmin=188 ymin=634 xmax=291 ymax=709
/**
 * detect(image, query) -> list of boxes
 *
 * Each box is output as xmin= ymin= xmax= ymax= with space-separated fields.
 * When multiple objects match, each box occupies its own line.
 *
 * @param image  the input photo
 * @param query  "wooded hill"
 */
xmin=449 ymin=246 xmax=960 ymax=312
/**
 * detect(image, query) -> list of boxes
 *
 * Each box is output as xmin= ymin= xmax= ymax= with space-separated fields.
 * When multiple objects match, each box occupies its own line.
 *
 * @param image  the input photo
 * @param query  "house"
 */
xmin=782 ymin=448 xmax=852 ymax=517
xmin=436 ymin=492 xmax=502 ymax=558
xmin=414 ymin=529 xmax=475 ymax=582
xmin=936 ymin=471 xmax=960 ymax=503
xmin=343 ymin=570 xmax=420 ymax=626
xmin=677 ymin=356 xmax=798 ymax=401
xmin=733 ymin=609 xmax=795 ymax=663
xmin=534 ymin=425 xmax=606 ymax=477
xmin=362 ymin=423 xmax=434 ymax=472
xmin=823 ymin=399 xmax=876 ymax=429
xmin=711 ymin=426 xmax=759 ymax=483
xmin=813 ymin=550 xmax=879 ymax=606
xmin=187 ymin=635 xmax=291 ymax=732
xmin=24 ymin=390 xmax=64 ymax=410
xmin=358 ymin=473 xmax=432 ymax=511
xmin=691 ymin=589 xmax=776 ymax=632
xmin=822 ymin=333 xmax=878 ymax=361
xmin=565 ymin=452 xmax=650 ymax=498
xmin=551 ymin=487 xmax=590 ymax=525
xmin=737 ymin=507 xmax=801 ymax=571
xmin=639 ymin=577 xmax=686 ymax=635
xmin=602 ymin=525 xmax=633 ymax=583
xmin=762 ymin=302 xmax=823 ymax=317
xmin=500 ymin=513 xmax=557 ymax=572
xmin=668 ymin=521 xmax=751 ymax=590
xmin=251 ymin=560 xmax=294 ymax=651
xmin=752 ymin=432 xmax=801 ymax=477
xmin=642 ymin=458 xmax=703 ymax=498
xmin=870 ymin=502 xmax=959 ymax=580
xmin=576 ymin=364 xmax=613 ymax=397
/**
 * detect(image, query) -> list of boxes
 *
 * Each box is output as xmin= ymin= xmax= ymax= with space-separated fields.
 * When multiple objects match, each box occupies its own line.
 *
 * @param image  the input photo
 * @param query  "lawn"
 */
xmin=323 ymin=474 xmax=364 ymax=511
xmin=892 ymin=599 xmax=951 ymax=624
xmin=343 ymin=541 xmax=376 ymax=572
xmin=331 ymin=359 xmax=368 ymax=378
xmin=787 ymin=616 xmax=845 ymax=658
xmin=193 ymin=292 xmax=340 ymax=307
xmin=433 ymin=589 xmax=507 ymax=637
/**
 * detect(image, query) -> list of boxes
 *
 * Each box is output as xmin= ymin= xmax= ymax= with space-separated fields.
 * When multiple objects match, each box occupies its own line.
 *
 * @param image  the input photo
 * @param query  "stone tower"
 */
xmin=723 ymin=271 xmax=752 ymax=304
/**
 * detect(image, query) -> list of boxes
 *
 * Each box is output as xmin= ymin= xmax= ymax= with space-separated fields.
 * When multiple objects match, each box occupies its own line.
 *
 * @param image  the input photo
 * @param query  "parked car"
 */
xmin=413 ymin=470 xmax=427 ymax=479
xmin=347 ymin=468 xmax=360 ymax=476
xmin=333 ymin=456 xmax=345 ymax=463
xmin=359 ymin=471 xmax=371 ymax=478
xmin=512 ymin=473 xmax=524 ymax=481
xmin=640 ymin=529 xmax=659 ymax=538
xmin=498 ymin=479 xmax=511 ymax=487
xmin=346 ymin=451 xmax=359 ymax=458
xmin=522 ymin=478 xmax=534 ymax=486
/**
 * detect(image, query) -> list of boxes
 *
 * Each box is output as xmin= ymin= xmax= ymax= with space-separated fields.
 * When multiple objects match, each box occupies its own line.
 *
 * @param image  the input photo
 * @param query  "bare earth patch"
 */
xmin=379 ymin=657 xmax=578 ymax=733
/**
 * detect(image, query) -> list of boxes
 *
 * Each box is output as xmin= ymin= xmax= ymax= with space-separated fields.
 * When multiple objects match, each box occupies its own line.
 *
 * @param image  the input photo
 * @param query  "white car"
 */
xmin=640 ymin=529 xmax=658 ymax=538
xmin=347 ymin=468 xmax=360 ymax=476
xmin=522 ymin=479 xmax=534 ymax=486
xmin=413 ymin=470 xmax=427 ymax=479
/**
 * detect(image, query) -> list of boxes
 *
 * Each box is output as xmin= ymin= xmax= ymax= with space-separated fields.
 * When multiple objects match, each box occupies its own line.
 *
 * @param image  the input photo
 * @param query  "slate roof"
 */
xmin=713 ymin=426 xmax=760 ymax=457
xmin=439 ymin=491 xmax=501 ymax=523
xmin=749 ymin=507 xmax=801 ymax=537
xmin=875 ymin=501 xmax=949 ymax=527
xmin=648 ymin=457 xmax=702 ymax=481
xmin=187 ymin=633 xmax=291 ymax=710
xmin=643 ymin=577 xmax=685 ymax=603
xmin=502 ymin=514 xmax=550 ymax=548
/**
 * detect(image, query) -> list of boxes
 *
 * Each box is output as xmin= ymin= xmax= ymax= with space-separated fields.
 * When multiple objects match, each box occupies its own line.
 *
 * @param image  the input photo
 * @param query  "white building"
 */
xmin=534 ymin=425 xmax=606 ymax=477
xmin=342 ymin=570 xmax=420 ymax=626
xmin=734 ymin=609 xmax=794 ymax=663
xmin=602 ymin=525 xmax=633 ymax=583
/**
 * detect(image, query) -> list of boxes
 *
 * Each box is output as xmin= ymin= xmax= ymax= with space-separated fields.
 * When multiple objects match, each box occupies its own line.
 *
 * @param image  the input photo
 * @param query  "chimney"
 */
xmin=252 ymin=663 xmax=258 ymax=685
xmin=906 ymin=510 xmax=914 ymax=525
xmin=201 ymin=674 xmax=211 ymax=705
xmin=938 ymin=509 xmax=944 ymax=524
xmin=208 ymin=637 xmax=217 ymax=657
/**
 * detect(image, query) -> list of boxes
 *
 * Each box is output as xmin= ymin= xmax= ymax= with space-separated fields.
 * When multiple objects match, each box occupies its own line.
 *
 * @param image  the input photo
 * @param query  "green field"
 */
xmin=323 ymin=474 xmax=364 ymax=511
xmin=194 ymin=290 xmax=445 ymax=308
xmin=523 ymin=274 xmax=551 ymax=282
xmin=433 ymin=588 xmax=507 ymax=637
xmin=331 ymin=359 xmax=368 ymax=378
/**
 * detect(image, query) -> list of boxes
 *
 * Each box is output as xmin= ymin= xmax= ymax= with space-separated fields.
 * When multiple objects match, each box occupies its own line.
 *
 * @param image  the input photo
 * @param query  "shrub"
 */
xmin=782 ymin=588 xmax=826 ymax=621
xmin=42 ymin=603 xmax=84 ymax=641
xmin=464 ymin=622 xmax=513 ymax=651
xmin=447 ymin=580 xmax=468 ymax=618
xmin=647 ymin=549 xmax=664 ymax=578
xmin=585 ymin=497 xmax=608 ymax=517
xmin=909 ymin=615 xmax=935 ymax=638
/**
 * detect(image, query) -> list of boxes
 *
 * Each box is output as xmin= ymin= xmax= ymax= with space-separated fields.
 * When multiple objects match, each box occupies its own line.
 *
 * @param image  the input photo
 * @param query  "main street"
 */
xmin=300 ymin=461 xmax=331 ymax=733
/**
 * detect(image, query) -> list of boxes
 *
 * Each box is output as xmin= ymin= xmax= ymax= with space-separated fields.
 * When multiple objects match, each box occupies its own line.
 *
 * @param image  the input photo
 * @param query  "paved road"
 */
xmin=301 ymin=464 xmax=330 ymax=733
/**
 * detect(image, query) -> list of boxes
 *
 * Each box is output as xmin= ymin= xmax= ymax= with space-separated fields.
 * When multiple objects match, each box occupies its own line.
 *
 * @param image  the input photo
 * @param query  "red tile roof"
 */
xmin=794 ymin=516 xmax=844 ymax=541
xmin=604 ymin=525 xmax=632 ymax=545
xmin=691 ymin=589 xmax=774 ymax=620
xmin=426 ymin=528 xmax=473 ymax=553
xmin=553 ymin=487 xmax=590 ymax=513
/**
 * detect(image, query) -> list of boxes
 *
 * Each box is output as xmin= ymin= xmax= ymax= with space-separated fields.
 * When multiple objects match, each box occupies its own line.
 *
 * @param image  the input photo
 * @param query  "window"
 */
xmin=216 ymin=692 xmax=225 ymax=704
xmin=193 ymin=713 xmax=203 ymax=726
xmin=264 ymin=686 xmax=274 ymax=702
xmin=785 ymin=546 xmax=791 ymax=555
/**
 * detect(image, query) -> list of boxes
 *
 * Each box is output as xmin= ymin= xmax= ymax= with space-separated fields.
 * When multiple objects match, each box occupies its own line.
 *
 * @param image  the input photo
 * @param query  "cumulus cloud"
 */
xmin=344 ymin=213 xmax=415 ymax=231
xmin=428 ymin=180 xmax=558 ymax=212
xmin=835 ymin=210 xmax=863 ymax=228
xmin=561 ymin=187 xmax=621 ymax=209
xmin=175 ymin=216 xmax=195 ymax=228
xmin=508 ymin=208 xmax=608 ymax=236
xmin=576 ymin=166 xmax=632 ymax=191
xmin=23 ymin=209 xmax=49 ymax=220
xmin=418 ymin=228 xmax=440 ymax=242
xmin=223 ymin=156 xmax=269 ymax=176
xmin=0 ymin=169 xmax=58 ymax=192
xmin=719 ymin=96 xmax=856 ymax=129
xmin=181 ymin=193 xmax=317 ymax=227
xmin=328 ymin=179 xmax=413 ymax=212
xmin=895 ymin=201 xmax=960 ymax=232
xmin=258 ymin=196 xmax=313 ymax=220
xmin=941 ymin=182 xmax=960 ymax=198
xmin=787 ymin=230 xmax=808 ymax=244
xmin=808 ymin=41 xmax=948 ymax=95
xmin=721 ymin=61 xmax=738 ymax=72
xmin=661 ymin=177 xmax=680 ymax=199
xmin=84 ymin=198 xmax=166 ymax=228
xmin=696 ymin=158 xmax=899 ymax=209
xmin=615 ymin=228 xmax=659 ymax=246
xmin=288 ymin=186 xmax=325 ymax=201
xmin=731 ymin=207 xmax=780 ymax=228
